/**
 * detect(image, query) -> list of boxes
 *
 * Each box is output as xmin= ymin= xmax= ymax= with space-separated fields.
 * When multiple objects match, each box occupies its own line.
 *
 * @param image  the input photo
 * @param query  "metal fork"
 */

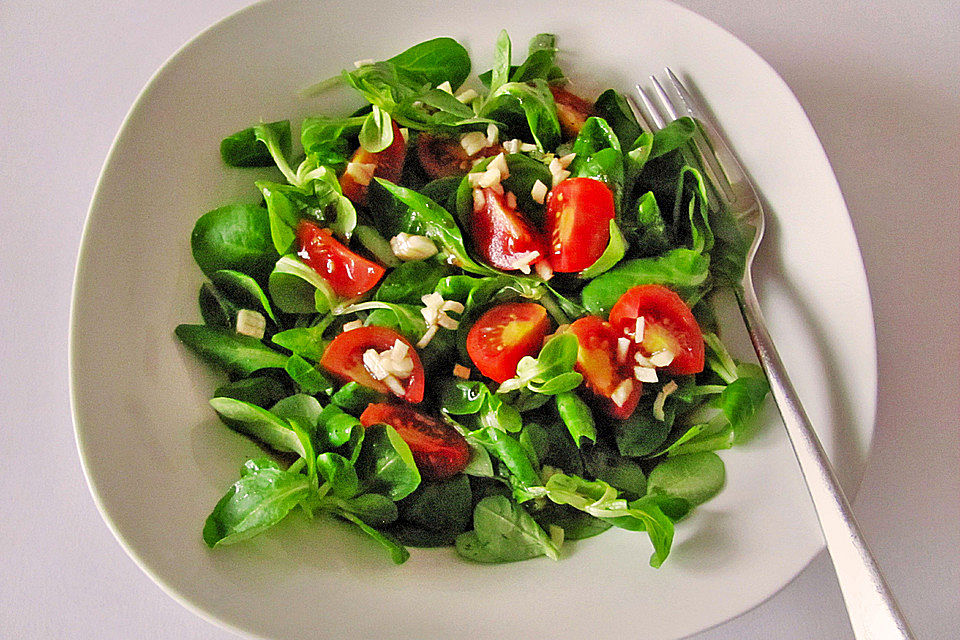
xmin=635 ymin=69 xmax=914 ymax=640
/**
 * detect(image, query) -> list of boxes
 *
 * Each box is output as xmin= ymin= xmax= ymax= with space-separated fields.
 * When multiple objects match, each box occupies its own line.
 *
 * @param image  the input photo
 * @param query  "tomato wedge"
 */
xmin=417 ymin=132 xmax=503 ymax=179
xmin=466 ymin=302 xmax=550 ymax=383
xmin=568 ymin=315 xmax=641 ymax=419
xmin=339 ymin=119 xmax=407 ymax=203
xmin=360 ymin=403 xmax=470 ymax=480
xmin=549 ymin=85 xmax=594 ymax=139
xmin=608 ymin=284 xmax=705 ymax=375
xmin=320 ymin=326 xmax=424 ymax=402
xmin=472 ymin=187 xmax=545 ymax=272
xmin=545 ymin=177 xmax=616 ymax=272
xmin=296 ymin=220 xmax=385 ymax=297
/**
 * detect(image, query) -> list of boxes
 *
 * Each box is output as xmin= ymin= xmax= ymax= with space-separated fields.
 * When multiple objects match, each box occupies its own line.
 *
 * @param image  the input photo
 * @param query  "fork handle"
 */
xmin=736 ymin=281 xmax=914 ymax=640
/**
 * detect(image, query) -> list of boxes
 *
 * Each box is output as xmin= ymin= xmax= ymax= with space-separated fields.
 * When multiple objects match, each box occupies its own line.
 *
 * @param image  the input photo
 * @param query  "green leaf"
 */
xmin=490 ymin=30 xmax=512 ymax=93
xmin=254 ymin=122 xmax=298 ymax=185
xmin=578 ymin=219 xmax=627 ymax=279
xmin=209 ymin=396 xmax=305 ymax=456
xmin=330 ymin=382 xmax=386 ymax=416
xmin=335 ymin=493 xmax=398 ymax=527
xmin=213 ymin=376 xmax=288 ymax=408
xmin=647 ymin=451 xmax=725 ymax=506
xmin=649 ymin=117 xmax=697 ymax=159
xmin=316 ymin=452 xmax=359 ymax=498
xmin=256 ymin=181 xmax=300 ymax=255
xmin=479 ymin=79 xmax=560 ymax=151
xmin=318 ymin=403 xmax=362 ymax=449
xmin=511 ymin=33 xmax=561 ymax=83
xmin=199 ymin=282 xmax=238 ymax=329
xmin=175 ymin=324 xmax=288 ymax=376
xmin=721 ymin=375 xmax=770 ymax=435
xmin=203 ymin=459 xmax=311 ymax=547
xmin=612 ymin=396 xmax=673 ymax=457
xmin=387 ymin=36 xmax=471 ymax=89
xmin=358 ymin=106 xmax=395 ymax=153
xmin=271 ymin=324 xmax=330 ymax=362
xmin=399 ymin=475 xmax=472 ymax=534
xmin=190 ymin=204 xmax=277 ymax=281
xmin=374 ymin=179 xmax=495 ymax=275
xmin=581 ymin=444 xmax=647 ymax=498
xmin=355 ymin=224 xmax=401 ymax=267
xmin=355 ymin=424 xmax=422 ymax=501
xmin=581 ymin=248 xmax=710 ymax=316
xmin=268 ymin=255 xmax=339 ymax=315
xmin=455 ymin=495 xmax=558 ymax=563
xmin=220 ymin=120 xmax=291 ymax=168
xmin=471 ymin=427 xmax=541 ymax=489
xmin=592 ymin=90 xmax=642 ymax=152
xmin=300 ymin=114 xmax=364 ymax=169
xmin=554 ymin=392 xmax=596 ymax=446
xmin=336 ymin=510 xmax=410 ymax=564
xmin=375 ymin=260 xmax=452 ymax=305
xmin=284 ymin=354 xmax=336 ymax=395
xmin=210 ymin=269 xmax=277 ymax=323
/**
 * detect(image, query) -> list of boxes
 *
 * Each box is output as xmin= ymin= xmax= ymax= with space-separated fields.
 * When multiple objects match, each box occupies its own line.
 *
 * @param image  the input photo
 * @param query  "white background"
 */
xmin=1 ymin=1 xmax=957 ymax=638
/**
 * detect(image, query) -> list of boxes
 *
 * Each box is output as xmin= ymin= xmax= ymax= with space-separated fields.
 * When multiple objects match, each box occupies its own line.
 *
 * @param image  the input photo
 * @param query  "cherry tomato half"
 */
xmin=545 ymin=177 xmax=616 ymax=273
xmin=568 ymin=315 xmax=641 ymax=419
xmin=360 ymin=403 xmax=470 ymax=480
xmin=320 ymin=326 xmax=424 ymax=403
xmin=549 ymin=85 xmax=594 ymax=139
xmin=417 ymin=132 xmax=503 ymax=179
xmin=472 ymin=187 xmax=545 ymax=272
xmin=296 ymin=220 xmax=385 ymax=298
xmin=608 ymin=284 xmax=705 ymax=375
xmin=339 ymin=119 xmax=407 ymax=203
xmin=466 ymin=302 xmax=550 ymax=383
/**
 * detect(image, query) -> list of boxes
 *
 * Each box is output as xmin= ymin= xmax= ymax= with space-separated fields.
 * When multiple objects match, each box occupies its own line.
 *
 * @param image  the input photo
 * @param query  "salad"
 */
xmin=176 ymin=31 xmax=770 ymax=567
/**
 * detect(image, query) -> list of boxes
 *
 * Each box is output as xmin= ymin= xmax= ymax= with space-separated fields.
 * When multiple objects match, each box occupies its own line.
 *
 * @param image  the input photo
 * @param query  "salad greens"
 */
xmin=177 ymin=30 xmax=769 ymax=567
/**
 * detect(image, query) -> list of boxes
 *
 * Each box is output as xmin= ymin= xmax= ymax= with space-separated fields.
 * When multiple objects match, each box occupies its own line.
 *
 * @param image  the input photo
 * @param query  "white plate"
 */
xmin=70 ymin=1 xmax=876 ymax=638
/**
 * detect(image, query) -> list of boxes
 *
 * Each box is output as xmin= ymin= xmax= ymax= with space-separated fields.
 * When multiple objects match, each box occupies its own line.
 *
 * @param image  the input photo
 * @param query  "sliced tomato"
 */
xmin=296 ymin=220 xmax=385 ymax=297
xmin=472 ymin=187 xmax=545 ymax=272
xmin=360 ymin=403 xmax=470 ymax=480
xmin=608 ymin=284 xmax=705 ymax=375
xmin=549 ymin=85 xmax=594 ymax=139
xmin=568 ymin=316 xmax=641 ymax=419
xmin=466 ymin=302 xmax=550 ymax=383
xmin=545 ymin=177 xmax=616 ymax=273
xmin=417 ymin=132 xmax=503 ymax=179
xmin=339 ymin=119 xmax=407 ymax=203
xmin=319 ymin=326 xmax=424 ymax=403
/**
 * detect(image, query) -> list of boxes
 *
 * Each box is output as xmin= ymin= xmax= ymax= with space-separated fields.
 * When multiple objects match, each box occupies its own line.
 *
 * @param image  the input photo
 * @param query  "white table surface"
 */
xmin=2 ymin=1 xmax=957 ymax=638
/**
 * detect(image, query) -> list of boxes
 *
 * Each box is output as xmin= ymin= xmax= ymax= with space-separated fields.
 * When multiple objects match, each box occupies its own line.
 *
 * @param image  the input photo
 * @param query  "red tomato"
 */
xmin=549 ymin=85 xmax=594 ymax=139
xmin=319 ymin=326 xmax=424 ymax=403
xmin=417 ymin=132 xmax=503 ymax=179
xmin=360 ymin=403 xmax=470 ymax=480
xmin=567 ymin=316 xmax=641 ymax=419
xmin=545 ymin=177 xmax=616 ymax=272
xmin=472 ymin=187 xmax=545 ymax=272
xmin=608 ymin=284 xmax=705 ymax=375
xmin=296 ymin=220 xmax=385 ymax=298
xmin=339 ymin=119 xmax=407 ymax=203
xmin=466 ymin=302 xmax=550 ymax=383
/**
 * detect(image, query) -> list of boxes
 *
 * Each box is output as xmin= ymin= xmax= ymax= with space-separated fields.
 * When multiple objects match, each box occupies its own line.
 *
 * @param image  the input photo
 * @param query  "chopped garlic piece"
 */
xmin=531 ymin=179 xmax=548 ymax=204
xmin=456 ymin=88 xmax=479 ymax=103
xmin=477 ymin=165 xmax=502 ymax=188
xmin=442 ymin=300 xmax=465 ymax=313
xmin=416 ymin=324 xmax=439 ymax=348
xmin=506 ymin=191 xmax=517 ymax=209
xmin=534 ymin=258 xmax=554 ymax=281
xmin=342 ymin=319 xmax=363 ymax=333
xmin=632 ymin=316 xmax=646 ymax=342
xmin=436 ymin=80 xmax=453 ymax=94
xmin=635 ymin=351 xmax=655 ymax=368
xmin=453 ymin=364 xmax=471 ymax=379
xmin=345 ymin=161 xmax=376 ymax=186
xmin=235 ymin=309 xmax=266 ymax=339
xmin=502 ymin=139 xmax=521 ymax=154
xmin=510 ymin=251 xmax=541 ymax=274
xmin=558 ymin=152 xmax=577 ymax=168
xmin=384 ymin=375 xmax=406 ymax=397
xmin=519 ymin=142 xmax=537 ymax=152
xmin=486 ymin=123 xmax=499 ymax=146
xmin=460 ymin=131 xmax=488 ymax=156
xmin=417 ymin=292 xmax=462 ymax=347
xmin=649 ymin=349 xmax=675 ymax=368
xmin=634 ymin=365 xmax=658 ymax=383
xmin=390 ymin=232 xmax=438 ymax=260
xmin=610 ymin=379 xmax=634 ymax=408
xmin=653 ymin=380 xmax=679 ymax=421
xmin=363 ymin=348 xmax=389 ymax=380
xmin=549 ymin=157 xmax=571 ymax=186
xmin=399 ymin=127 xmax=409 ymax=143
xmin=617 ymin=337 xmax=631 ymax=364
xmin=353 ymin=58 xmax=374 ymax=68
xmin=473 ymin=187 xmax=486 ymax=212
xmin=488 ymin=152 xmax=509 ymax=179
